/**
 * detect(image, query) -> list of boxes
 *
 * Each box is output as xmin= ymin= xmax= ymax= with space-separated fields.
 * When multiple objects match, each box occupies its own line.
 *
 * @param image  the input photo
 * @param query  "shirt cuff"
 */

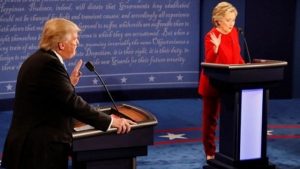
xmin=108 ymin=115 xmax=113 ymax=129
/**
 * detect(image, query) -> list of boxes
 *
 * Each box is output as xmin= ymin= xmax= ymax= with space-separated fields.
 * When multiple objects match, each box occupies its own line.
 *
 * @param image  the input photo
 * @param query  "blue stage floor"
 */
xmin=1 ymin=98 xmax=300 ymax=168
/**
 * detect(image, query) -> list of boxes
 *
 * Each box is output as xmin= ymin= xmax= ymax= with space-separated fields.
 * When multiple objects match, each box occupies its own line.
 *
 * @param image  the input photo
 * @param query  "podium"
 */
xmin=201 ymin=59 xmax=287 ymax=169
xmin=72 ymin=104 xmax=158 ymax=169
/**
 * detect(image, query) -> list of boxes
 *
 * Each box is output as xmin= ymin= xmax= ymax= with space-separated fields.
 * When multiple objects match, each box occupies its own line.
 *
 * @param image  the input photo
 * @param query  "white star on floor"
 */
xmin=267 ymin=130 xmax=273 ymax=136
xmin=159 ymin=133 xmax=187 ymax=140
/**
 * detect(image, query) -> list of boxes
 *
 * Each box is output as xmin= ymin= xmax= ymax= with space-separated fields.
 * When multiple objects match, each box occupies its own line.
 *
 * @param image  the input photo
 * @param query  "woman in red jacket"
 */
xmin=198 ymin=2 xmax=245 ymax=160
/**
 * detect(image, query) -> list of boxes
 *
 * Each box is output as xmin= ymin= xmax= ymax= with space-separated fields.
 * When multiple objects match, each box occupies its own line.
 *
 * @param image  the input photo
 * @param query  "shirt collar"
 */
xmin=52 ymin=50 xmax=64 ymax=65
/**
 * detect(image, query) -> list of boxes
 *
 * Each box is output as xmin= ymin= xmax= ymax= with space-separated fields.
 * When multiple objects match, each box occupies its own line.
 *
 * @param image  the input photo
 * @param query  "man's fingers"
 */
xmin=117 ymin=119 xmax=136 ymax=134
xmin=74 ymin=59 xmax=83 ymax=72
xmin=128 ymin=120 xmax=137 ymax=125
xmin=125 ymin=121 xmax=131 ymax=133
xmin=112 ymin=116 xmax=137 ymax=134
xmin=117 ymin=126 xmax=122 ymax=134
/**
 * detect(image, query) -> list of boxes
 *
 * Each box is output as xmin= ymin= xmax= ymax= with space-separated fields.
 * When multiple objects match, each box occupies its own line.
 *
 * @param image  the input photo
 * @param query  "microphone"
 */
xmin=238 ymin=27 xmax=252 ymax=63
xmin=85 ymin=61 xmax=119 ymax=112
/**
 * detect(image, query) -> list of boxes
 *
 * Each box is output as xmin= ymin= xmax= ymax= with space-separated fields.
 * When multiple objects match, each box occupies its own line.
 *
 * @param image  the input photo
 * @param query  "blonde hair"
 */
xmin=212 ymin=1 xmax=238 ymax=27
xmin=39 ymin=18 xmax=81 ymax=50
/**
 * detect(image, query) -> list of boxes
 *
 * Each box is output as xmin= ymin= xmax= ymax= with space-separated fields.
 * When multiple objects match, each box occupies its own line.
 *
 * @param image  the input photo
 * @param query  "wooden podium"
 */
xmin=72 ymin=104 xmax=158 ymax=169
xmin=201 ymin=59 xmax=287 ymax=169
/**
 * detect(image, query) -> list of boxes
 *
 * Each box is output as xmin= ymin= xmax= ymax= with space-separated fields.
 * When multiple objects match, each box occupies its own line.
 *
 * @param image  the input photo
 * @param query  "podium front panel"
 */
xmin=72 ymin=104 xmax=158 ymax=169
xmin=240 ymin=89 xmax=263 ymax=160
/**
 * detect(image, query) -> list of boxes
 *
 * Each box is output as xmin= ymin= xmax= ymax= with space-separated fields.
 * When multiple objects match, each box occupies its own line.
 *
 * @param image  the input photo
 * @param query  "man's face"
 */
xmin=60 ymin=32 xmax=79 ymax=60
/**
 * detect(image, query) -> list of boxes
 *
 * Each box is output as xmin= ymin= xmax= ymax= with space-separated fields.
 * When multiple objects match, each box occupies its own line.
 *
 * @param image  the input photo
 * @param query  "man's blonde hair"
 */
xmin=212 ymin=1 xmax=238 ymax=27
xmin=39 ymin=18 xmax=81 ymax=50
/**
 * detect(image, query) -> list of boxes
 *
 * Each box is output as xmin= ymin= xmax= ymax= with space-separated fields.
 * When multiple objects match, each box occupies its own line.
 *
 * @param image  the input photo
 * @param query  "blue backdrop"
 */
xmin=0 ymin=0 xmax=200 ymax=100
xmin=1 ymin=0 xmax=300 ymax=103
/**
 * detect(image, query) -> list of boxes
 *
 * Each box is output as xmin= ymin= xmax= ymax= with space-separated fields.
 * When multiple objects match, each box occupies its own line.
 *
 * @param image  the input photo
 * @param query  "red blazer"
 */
xmin=198 ymin=27 xmax=245 ymax=97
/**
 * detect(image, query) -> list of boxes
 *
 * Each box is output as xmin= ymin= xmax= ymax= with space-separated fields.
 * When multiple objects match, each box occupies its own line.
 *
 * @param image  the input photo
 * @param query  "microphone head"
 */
xmin=85 ymin=61 xmax=95 ymax=72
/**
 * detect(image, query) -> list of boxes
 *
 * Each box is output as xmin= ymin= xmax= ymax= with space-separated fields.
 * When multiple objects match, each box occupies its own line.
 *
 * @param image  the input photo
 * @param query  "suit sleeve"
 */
xmin=40 ymin=57 xmax=112 ymax=131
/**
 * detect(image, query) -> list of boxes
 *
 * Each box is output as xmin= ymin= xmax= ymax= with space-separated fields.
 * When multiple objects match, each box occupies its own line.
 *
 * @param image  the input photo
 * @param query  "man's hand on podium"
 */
xmin=111 ymin=114 xmax=137 ymax=134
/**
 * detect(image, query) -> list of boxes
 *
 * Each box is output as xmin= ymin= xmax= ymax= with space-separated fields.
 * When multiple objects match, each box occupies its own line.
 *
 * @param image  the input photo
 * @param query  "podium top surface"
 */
xmin=201 ymin=59 xmax=287 ymax=70
xmin=72 ymin=104 xmax=158 ymax=139
xmin=200 ymin=59 xmax=287 ymax=84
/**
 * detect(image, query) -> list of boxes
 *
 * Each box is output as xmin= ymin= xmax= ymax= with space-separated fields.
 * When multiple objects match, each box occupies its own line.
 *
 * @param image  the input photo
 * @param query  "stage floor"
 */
xmin=1 ymin=98 xmax=300 ymax=168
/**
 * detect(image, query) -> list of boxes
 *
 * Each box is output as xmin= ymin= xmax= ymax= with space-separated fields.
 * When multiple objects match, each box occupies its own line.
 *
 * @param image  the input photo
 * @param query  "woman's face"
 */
xmin=217 ymin=12 xmax=236 ymax=34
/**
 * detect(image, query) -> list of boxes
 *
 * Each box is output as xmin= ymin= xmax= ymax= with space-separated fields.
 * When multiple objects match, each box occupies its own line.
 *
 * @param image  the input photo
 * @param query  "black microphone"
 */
xmin=85 ymin=61 xmax=95 ymax=72
xmin=85 ymin=61 xmax=119 ymax=112
xmin=238 ymin=27 xmax=251 ymax=63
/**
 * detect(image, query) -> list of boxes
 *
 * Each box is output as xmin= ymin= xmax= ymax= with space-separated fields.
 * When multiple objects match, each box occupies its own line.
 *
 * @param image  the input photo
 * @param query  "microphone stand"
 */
xmin=93 ymin=71 xmax=119 ymax=112
xmin=238 ymin=27 xmax=252 ymax=63
xmin=85 ymin=61 xmax=119 ymax=112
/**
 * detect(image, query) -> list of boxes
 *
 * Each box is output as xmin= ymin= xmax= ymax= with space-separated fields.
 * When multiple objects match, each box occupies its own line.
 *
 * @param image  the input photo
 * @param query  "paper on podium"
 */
xmin=74 ymin=124 xmax=94 ymax=132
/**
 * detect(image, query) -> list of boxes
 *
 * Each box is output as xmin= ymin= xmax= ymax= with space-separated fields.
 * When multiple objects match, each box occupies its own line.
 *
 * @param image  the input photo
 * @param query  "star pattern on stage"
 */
xmin=267 ymin=130 xmax=273 ymax=136
xmin=177 ymin=74 xmax=183 ymax=81
xmin=92 ymin=78 xmax=98 ymax=85
xmin=121 ymin=77 xmax=127 ymax=83
xmin=80 ymin=72 xmax=197 ymax=88
xmin=6 ymin=84 xmax=13 ymax=91
xmin=159 ymin=133 xmax=187 ymax=140
xmin=148 ymin=75 xmax=155 ymax=82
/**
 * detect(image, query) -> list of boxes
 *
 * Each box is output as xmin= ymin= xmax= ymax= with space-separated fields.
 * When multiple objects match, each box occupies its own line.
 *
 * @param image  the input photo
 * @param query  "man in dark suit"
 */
xmin=1 ymin=18 xmax=135 ymax=169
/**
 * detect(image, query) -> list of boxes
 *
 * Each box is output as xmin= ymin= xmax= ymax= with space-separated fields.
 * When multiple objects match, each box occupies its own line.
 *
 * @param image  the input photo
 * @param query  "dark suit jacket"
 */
xmin=1 ymin=49 xmax=112 ymax=169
